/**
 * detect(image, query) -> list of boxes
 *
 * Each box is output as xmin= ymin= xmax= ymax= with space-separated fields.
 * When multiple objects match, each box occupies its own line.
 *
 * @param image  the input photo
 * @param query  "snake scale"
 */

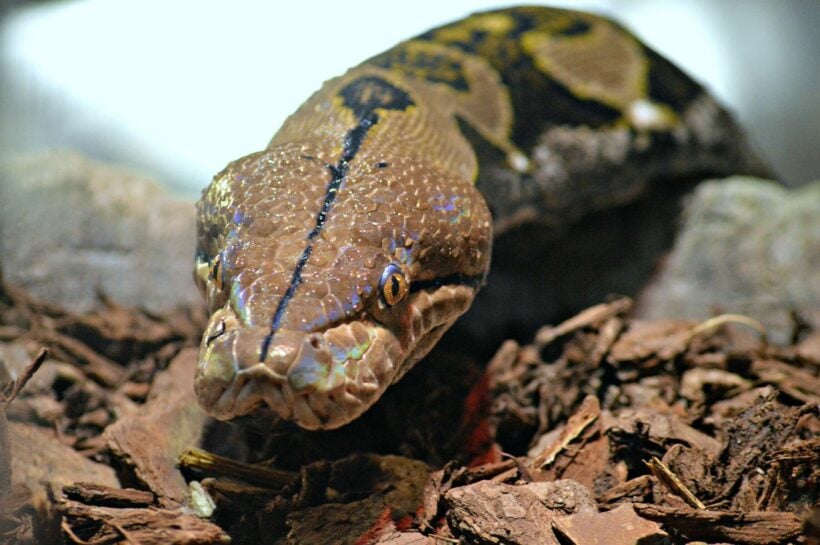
xmin=194 ymin=6 xmax=765 ymax=430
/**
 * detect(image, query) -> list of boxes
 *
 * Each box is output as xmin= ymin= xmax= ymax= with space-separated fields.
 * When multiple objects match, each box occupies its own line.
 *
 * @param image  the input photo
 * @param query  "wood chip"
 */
xmin=553 ymin=503 xmax=669 ymax=545
xmin=444 ymin=480 xmax=596 ymax=545
xmin=535 ymin=298 xmax=632 ymax=347
xmin=645 ymin=456 xmax=705 ymax=509
xmin=62 ymin=482 xmax=154 ymax=508
xmin=104 ymin=348 xmax=207 ymax=505
xmin=8 ymin=421 xmax=119 ymax=494
xmin=531 ymin=395 xmax=600 ymax=468
xmin=633 ymin=503 xmax=802 ymax=545
xmin=751 ymin=358 xmax=820 ymax=404
xmin=609 ymin=319 xmax=695 ymax=365
xmin=61 ymin=499 xmax=229 ymax=545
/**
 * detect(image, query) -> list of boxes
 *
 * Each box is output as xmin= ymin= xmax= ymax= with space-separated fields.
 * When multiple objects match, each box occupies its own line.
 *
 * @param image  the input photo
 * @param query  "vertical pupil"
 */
xmin=213 ymin=258 xmax=222 ymax=289
xmin=390 ymin=275 xmax=400 ymax=296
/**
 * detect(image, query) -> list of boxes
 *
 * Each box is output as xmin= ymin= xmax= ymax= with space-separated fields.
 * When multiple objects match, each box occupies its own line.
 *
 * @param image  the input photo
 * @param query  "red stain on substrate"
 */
xmin=354 ymin=507 xmax=415 ymax=545
xmin=354 ymin=506 xmax=395 ymax=545
xmin=459 ymin=371 xmax=501 ymax=466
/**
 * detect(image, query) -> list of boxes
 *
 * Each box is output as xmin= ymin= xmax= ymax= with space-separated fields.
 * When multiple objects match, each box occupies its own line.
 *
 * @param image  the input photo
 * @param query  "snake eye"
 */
xmin=379 ymin=264 xmax=408 ymax=306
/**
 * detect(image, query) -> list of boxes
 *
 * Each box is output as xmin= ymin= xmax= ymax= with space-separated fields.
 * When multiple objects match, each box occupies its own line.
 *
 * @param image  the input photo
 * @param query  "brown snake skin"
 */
xmin=194 ymin=7 xmax=765 ymax=429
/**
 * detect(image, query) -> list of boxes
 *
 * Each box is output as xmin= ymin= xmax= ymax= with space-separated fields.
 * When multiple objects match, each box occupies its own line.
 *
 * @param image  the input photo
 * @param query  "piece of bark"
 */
xmin=705 ymin=386 xmax=775 ymax=429
xmin=756 ymin=437 xmax=820 ymax=513
xmin=711 ymin=391 xmax=815 ymax=505
xmin=596 ymin=475 xmax=654 ymax=508
xmin=371 ymin=531 xmax=437 ymax=544
xmin=553 ymin=503 xmax=669 ymax=545
xmin=750 ymin=358 xmax=820 ymax=404
xmin=679 ymin=368 xmax=752 ymax=405
xmin=531 ymin=395 xmax=600 ymax=469
xmin=633 ymin=503 xmax=802 ymax=545
xmin=528 ymin=480 xmax=597 ymax=514
xmin=0 ymin=483 xmax=43 ymax=545
xmin=8 ymin=422 xmax=119 ymax=496
xmin=613 ymin=375 xmax=678 ymax=412
xmin=444 ymin=480 xmax=595 ymax=545
xmin=5 ymin=421 xmax=118 ymax=544
xmin=285 ymin=500 xmax=397 ymax=545
xmin=34 ymin=330 xmax=124 ymax=387
xmin=490 ymin=311 xmax=616 ymax=454
xmin=104 ymin=347 xmax=207 ymax=506
xmin=60 ymin=499 xmax=229 ymax=545
xmin=419 ymin=458 xmax=520 ymax=531
xmin=279 ymin=455 xmax=430 ymax=545
xmin=529 ymin=396 xmax=610 ymax=489
xmin=589 ymin=315 xmax=627 ymax=366
xmin=534 ymin=298 xmax=632 ymax=347
xmin=645 ymin=456 xmax=705 ymax=509
xmin=608 ymin=319 xmax=697 ymax=368
xmin=607 ymin=408 xmax=722 ymax=460
xmin=62 ymin=483 xmax=154 ymax=508
xmin=660 ymin=444 xmax=714 ymax=504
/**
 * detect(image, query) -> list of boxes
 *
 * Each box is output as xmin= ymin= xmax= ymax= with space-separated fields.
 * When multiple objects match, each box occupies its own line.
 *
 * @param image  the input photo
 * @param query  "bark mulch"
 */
xmin=0 ymin=273 xmax=817 ymax=545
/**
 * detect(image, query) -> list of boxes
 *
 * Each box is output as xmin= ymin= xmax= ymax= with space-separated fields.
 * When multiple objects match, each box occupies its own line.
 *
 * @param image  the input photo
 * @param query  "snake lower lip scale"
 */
xmin=194 ymin=7 xmax=764 ymax=430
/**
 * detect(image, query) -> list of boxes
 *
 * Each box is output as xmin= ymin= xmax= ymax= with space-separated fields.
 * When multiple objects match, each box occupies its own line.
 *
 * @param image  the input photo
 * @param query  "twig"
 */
xmin=687 ymin=314 xmax=768 ymax=346
xmin=60 ymin=519 xmax=93 ymax=545
xmin=2 ymin=347 xmax=48 ymax=408
xmin=530 ymin=396 xmax=599 ymax=469
xmin=645 ymin=456 xmax=705 ymax=509
xmin=178 ymin=447 xmax=297 ymax=490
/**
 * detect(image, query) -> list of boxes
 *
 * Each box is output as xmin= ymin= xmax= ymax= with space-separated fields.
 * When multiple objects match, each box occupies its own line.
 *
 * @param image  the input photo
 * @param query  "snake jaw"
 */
xmin=194 ymin=282 xmax=475 ymax=429
xmin=194 ymin=303 xmax=404 ymax=429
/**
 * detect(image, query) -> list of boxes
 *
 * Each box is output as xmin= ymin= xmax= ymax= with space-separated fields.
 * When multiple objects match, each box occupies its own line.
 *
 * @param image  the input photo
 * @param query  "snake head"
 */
xmin=193 ymin=144 xmax=491 ymax=429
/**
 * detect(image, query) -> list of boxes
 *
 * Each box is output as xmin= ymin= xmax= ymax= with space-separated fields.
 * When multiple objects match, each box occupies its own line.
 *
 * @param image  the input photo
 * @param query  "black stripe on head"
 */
xmin=260 ymin=77 xmax=414 ymax=362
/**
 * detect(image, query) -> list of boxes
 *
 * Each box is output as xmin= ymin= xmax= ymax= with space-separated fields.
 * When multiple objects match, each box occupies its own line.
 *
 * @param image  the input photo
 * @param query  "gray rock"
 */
xmin=637 ymin=177 xmax=820 ymax=344
xmin=0 ymin=150 xmax=200 ymax=313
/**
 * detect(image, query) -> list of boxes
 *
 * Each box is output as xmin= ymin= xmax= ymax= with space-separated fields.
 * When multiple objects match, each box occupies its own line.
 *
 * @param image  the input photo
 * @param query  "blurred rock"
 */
xmin=637 ymin=177 xmax=820 ymax=344
xmin=0 ymin=150 xmax=199 ymax=313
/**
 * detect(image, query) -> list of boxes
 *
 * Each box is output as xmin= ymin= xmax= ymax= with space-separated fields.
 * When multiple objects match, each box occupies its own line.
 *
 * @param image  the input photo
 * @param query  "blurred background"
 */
xmin=1 ymin=0 xmax=818 ymax=198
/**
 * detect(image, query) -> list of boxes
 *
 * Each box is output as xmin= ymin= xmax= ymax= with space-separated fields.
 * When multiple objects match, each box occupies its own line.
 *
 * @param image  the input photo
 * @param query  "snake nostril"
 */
xmin=206 ymin=319 xmax=226 ymax=345
xmin=308 ymin=334 xmax=322 ymax=350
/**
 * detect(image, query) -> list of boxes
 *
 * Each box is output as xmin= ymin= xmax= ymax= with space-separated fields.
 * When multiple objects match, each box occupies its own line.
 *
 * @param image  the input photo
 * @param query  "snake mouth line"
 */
xmin=196 ymin=313 xmax=400 ymax=429
xmin=196 ymin=267 xmax=482 ymax=429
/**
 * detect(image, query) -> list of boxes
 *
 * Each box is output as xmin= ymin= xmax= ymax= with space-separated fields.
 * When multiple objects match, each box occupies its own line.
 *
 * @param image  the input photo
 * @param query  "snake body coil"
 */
xmin=194 ymin=7 xmax=763 ymax=429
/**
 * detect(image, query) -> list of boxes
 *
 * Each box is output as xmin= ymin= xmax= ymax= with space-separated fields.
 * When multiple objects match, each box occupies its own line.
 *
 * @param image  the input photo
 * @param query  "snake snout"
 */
xmin=194 ymin=299 xmax=407 ymax=428
xmin=195 ymin=309 xmax=289 ymax=419
xmin=194 ymin=307 xmax=351 ymax=427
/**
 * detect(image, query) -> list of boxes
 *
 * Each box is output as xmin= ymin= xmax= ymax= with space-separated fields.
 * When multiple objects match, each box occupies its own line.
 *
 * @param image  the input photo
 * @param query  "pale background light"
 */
xmin=1 ymin=0 xmax=818 ymax=198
